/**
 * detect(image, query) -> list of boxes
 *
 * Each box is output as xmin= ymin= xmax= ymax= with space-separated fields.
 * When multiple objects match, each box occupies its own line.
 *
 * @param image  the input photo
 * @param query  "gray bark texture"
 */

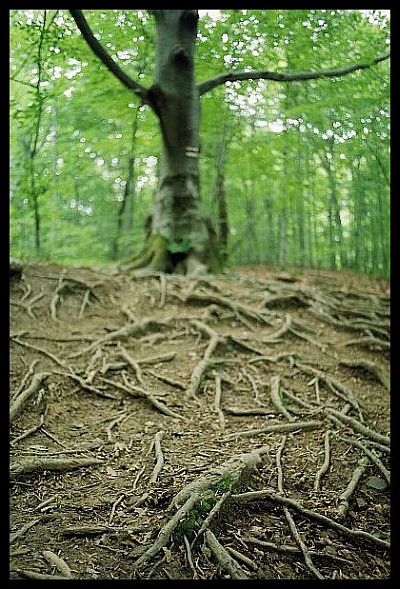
xmin=150 ymin=11 xmax=209 ymax=261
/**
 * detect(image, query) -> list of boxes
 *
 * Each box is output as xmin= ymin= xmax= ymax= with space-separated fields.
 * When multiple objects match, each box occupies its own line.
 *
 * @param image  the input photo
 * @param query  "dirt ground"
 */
xmin=9 ymin=262 xmax=390 ymax=580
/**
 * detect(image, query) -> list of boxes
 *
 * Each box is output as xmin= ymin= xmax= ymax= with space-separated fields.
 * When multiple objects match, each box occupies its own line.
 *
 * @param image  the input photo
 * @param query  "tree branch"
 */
xmin=69 ymin=10 xmax=153 ymax=108
xmin=198 ymin=52 xmax=390 ymax=95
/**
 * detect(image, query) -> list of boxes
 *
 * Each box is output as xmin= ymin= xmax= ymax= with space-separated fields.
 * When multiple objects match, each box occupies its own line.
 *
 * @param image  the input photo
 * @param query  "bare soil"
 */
xmin=10 ymin=262 xmax=390 ymax=580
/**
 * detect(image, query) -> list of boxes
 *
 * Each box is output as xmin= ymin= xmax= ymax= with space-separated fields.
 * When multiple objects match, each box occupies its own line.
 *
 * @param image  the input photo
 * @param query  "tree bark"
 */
xmin=149 ymin=12 xmax=209 ymax=268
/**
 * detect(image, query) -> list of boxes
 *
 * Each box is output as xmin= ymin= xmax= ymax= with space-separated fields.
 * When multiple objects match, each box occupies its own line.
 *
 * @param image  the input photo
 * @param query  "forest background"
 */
xmin=9 ymin=9 xmax=390 ymax=276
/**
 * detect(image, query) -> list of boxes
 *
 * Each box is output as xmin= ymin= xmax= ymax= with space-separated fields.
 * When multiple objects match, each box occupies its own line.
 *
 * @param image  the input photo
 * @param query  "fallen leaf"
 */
xmin=365 ymin=476 xmax=388 ymax=491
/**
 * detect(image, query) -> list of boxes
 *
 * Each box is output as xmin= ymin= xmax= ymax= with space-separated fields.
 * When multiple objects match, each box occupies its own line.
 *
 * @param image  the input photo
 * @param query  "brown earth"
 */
xmin=10 ymin=262 xmax=390 ymax=580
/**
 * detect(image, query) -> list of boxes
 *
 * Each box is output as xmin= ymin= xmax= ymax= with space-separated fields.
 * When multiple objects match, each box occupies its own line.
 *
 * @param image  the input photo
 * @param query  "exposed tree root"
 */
xmin=338 ymin=435 xmax=390 ymax=485
xmin=13 ymin=569 xmax=71 ymax=580
xmin=270 ymin=376 xmax=295 ymax=421
xmin=325 ymin=408 xmax=389 ymax=447
xmin=221 ymin=420 xmax=322 ymax=442
xmin=214 ymin=375 xmax=225 ymax=429
xmin=120 ymin=375 xmax=184 ymax=419
xmin=241 ymin=536 xmax=353 ymax=565
xmin=276 ymin=436 xmax=324 ymax=579
xmin=339 ymin=359 xmax=390 ymax=390
xmin=10 ymin=372 xmax=48 ymax=422
xmin=10 ymin=285 xmax=45 ymax=319
xmin=337 ymin=456 xmax=369 ymax=518
xmin=11 ymin=337 xmax=66 ymax=368
xmin=179 ymin=290 xmax=268 ymax=324
xmin=169 ymin=444 xmax=270 ymax=510
xmin=132 ymin=492 xmax=199 ymax=571
xmin=314 ymin=430 xmax=332 ymax=492
xmin=150 ymin=431 xmax=165 ymax=483
xmin=231 ymin=490 xmax=389 ymax=550
xmin=123 ymin=234 xmax=169 ymax=273
xmin=186 ymin=320 xmax=225 ymax=399
xmin=340 ymin=336 xmax=390 ymax=350
xmin=10 ymin=456 xmax=103 ymax=478
xmin=54 ymin=370 xmax=119 ymax=400
xmin=294 ymin=361 xmax=362 ymax=417
xmin=204 ymin=529 xmax=249 ymax=579
xmin=42 ymin=550 xmax=73 ymax=578
xmin=71 ymin=317 xmax=173 ymax=357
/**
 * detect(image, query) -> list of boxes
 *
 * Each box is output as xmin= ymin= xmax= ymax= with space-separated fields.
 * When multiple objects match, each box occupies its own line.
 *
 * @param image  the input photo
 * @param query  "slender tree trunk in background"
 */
xmin=352 ymin=162 xmax=365 ymax=272
xmin=214 ymin=121 xmax=229 ymax=262
xmin=263 ymin=192 xmax=275 ymax=265
xmin=28 ymin=12 xmax=48 ymax=254
xmin=278 ymin=207 xmax=287 ymax=270
xmin=295 ymin=128 xmax=305 ymax=268
xmin=245 ymin=195 xmax=259 ymax=263
xmin=377 ymin=184 xmax=388 ymax=275
xmin=112 ymin=108 xmax=139 ymax=260
xmin=112 ymin=156 xmax=136 ymax=260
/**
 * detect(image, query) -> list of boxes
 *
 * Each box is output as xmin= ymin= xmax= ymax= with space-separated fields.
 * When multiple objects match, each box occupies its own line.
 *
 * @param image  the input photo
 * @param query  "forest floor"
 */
xmin=10 ymin=262 xmax=390 ymax=580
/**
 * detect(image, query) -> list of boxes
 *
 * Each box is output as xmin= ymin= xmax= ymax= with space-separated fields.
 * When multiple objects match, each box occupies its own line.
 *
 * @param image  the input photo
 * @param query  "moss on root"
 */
xmin=122 ymin=227 xmax=223 ymax=276
xmin=123 ymin=234 xmax=169 ymax=272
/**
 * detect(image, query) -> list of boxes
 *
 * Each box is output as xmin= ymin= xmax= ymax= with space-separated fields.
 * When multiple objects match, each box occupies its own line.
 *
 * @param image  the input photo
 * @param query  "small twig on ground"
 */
xmin=10 ymin=372 xmax=48 ymax=422
xmin=150 ymin=431 xmax=164 ymax=483
xmin=314 ymin=430 xmax=332 ymax=492
xmin=337 ymin=456 xmax=369 ymax=518
xmin=221 ymin=420 xmax=321 ymax=442
xmin=205 ymin=530 xmax=249 ymax=579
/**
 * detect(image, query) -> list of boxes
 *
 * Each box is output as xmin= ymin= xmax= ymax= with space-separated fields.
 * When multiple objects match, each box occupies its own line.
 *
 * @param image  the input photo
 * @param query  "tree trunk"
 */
xmin=278 ymin=207 xmax=287 ymax=271
xmin=126 ymin=10 xmax=220 ymax=275
xmin=214 ymin=120 xmax=229 ymax=262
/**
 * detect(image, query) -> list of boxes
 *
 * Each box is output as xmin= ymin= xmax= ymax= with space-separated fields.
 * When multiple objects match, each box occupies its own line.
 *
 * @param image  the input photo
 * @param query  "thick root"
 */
xmin=123 ymin=234 xmax=169 ymax=273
